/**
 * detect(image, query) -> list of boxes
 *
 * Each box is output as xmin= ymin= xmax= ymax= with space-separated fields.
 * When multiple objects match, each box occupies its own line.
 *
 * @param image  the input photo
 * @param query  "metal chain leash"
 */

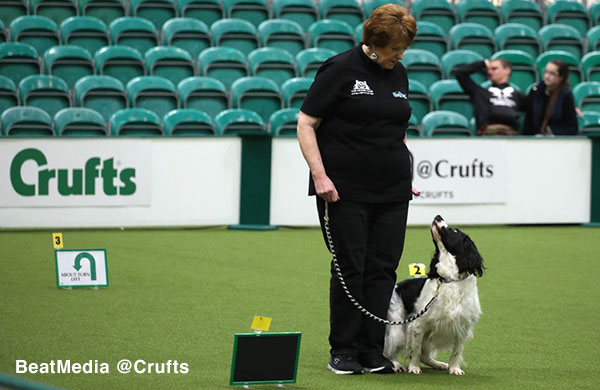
xmin=323 ymin=201 xmax=439 ymax=326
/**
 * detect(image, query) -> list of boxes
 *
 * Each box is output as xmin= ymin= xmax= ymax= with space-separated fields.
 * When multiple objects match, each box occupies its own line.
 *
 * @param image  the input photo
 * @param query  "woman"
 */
xmin=523 ymin=60 xmax=579 ymax=135
xmin=297 ymin=4 xmax=417 ymax=375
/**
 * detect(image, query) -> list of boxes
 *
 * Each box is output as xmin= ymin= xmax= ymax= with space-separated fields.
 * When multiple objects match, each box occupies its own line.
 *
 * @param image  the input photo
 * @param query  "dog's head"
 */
xmin=429 ymin=215 xmax=484 ymax=281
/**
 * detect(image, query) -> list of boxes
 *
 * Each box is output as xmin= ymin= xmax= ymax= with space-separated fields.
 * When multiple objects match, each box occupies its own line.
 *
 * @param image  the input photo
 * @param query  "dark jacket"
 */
xmin=522 ymin=82 xmax=579 ymax=135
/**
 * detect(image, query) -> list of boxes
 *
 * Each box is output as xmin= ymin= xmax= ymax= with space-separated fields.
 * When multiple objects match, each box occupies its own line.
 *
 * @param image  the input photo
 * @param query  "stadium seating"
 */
xmin=363 ymin=0 xmax=405 ymax=20
xmin=44 ymin=45 xmax=95 ymax=89
xmin=130 ymin=0 xmax=177 ymax=30
xmin=406 ymin=114 xmax=422 ymax=137
xmin=144 ymin=46 xmax=195 ymax=86
xmin=10 ymin=16 xmax=60 ymax=57
xmin=272 ymin=0 xmax=318 ymax=33
xmin=95 ymin=45 xmax=145 ymax=86
xmin=587 ymin=27 xmax=600 ymax=53
xmin=178 ymin=0 xmax=225 ymax=27
xmin=211 ymin=18 xmax=259 ymax=56
xmin=54 ymin=107 xmax=109 ymax=137
xmin=79 ymin=0 xmax=127 ymax=26
xmin=430 ymin=79 xmax=473 ymax=121
xmin=248 ymin=47 xmax=297 ymax=87
xmin=308 ymin=19 xmax=355 ymax=54
xmin=422 ymin=110 xmax=473 ymax=137
xmin=0 ymin=21 xmax=6 ymax=43
xmin=579 ymin=111 xmax=600 ymax=135
xmin=258 ymin=19 xmax=306 ymax=57
xmin=109 ymin=17 xmax=160 ymax=55
xmin=215 ymin=108 xmax=266 ymax=135
xmin=500 ymin=0 xmax=543 ymax=31
xmin=411 ymin=21 xmax=448 ymax=59
xmin=402 ymin=49 xmax=442 ymax=89
xmin=0 ymin=75 xmax=18 ymax=114
xmin=449 ymin=23 xmax=496 ymax=59
xmin=456 ymin=0 xmax=501 ymax=32
xmin=591 ymin=3 xmax=600 ymax=27
xmin=538 ymin=24 xmax=584 ymax=59
xmin=230 ymin=76 xmax=283 ymax=122
xmin=545 ymin=0 xmax=590 ymax=37
xmin=269 ymin=107 xmax=299 ymax=136
xmin=198 ymin=47 xmax=249 ymax=89
xmin=30 ymin=0 xmax=77 ymax=26
xmin=492 ymin=50 xmax=537 ymax=92
xmin=18 ymin=74 xmax=71 ymax=117
xmin=319 ymin=0 xmax=364 ymax=29
xmin=0 ymin=1 xmax=28 ymax=27
xmin=178 ymin=76 xmax=229 ymax=119
xmin=295 ymin=48 xmax=336 ymax=78
xmin=573 ymin=82 xmax=600 ymax=112
xmin=406 ymin=78 xmax=431 ymax=123
xmin=110 ymin=108 xmax=164 ymax=136
xmin=441 ymin=49 xmax=485 ymax=82
xmin=536 ymin=50 xmax=583 ymax=87
xmin=224 ymin=0 xmax=270 ymax=28
xmin=163 ymin=18 xmax=211 ymax=59
xmin=0 ymin=42 xmax=41 ymax=86
xmin=60 ymin=16 xmax=110 ymax=56
xmin=412 ymin=0 xmax=457 ymax=35
xmin=163 ymin=108 xmax=216 ymax=136
xmin=75 ymin=75 xmax=127 ymax=123
xmin=495 ymin=23 xmax=540 ymax=59
xmin=127 ymin=76 xmax=178 ymax=119
xmin=582 ymin=51 xmax=600 ymax=82
xmin=281 ymin=77 xmax=313 ymax=108
xmin=1 ymin=106 xmax=54 ymax=137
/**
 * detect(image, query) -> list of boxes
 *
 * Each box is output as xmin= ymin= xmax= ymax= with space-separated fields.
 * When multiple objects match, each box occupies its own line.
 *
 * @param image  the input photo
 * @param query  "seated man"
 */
xmin=455 ymin=58 xmax=527 ymax=135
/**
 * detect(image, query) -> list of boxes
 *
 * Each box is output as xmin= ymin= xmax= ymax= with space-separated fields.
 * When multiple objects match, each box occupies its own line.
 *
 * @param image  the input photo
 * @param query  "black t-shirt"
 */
xmin=301 ymin=45 xmax=413 ymax=203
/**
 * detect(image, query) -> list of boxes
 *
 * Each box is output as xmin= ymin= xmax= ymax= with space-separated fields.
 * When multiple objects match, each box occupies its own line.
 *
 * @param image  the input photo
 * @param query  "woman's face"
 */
xmin=373 ymin=41 xmax=408 ymax=70
xmin=543 ymin=62 xmax=563 ymax=90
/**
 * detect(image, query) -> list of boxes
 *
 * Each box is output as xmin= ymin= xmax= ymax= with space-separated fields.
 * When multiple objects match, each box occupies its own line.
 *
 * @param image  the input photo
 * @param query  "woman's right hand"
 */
xmin=313 ymin=174 xmax=340 ymax=203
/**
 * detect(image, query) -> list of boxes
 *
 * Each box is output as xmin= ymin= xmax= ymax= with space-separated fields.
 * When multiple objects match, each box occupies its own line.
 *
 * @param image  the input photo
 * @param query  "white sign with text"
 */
xmin=55 ymin=249 xmax=109 ymax=288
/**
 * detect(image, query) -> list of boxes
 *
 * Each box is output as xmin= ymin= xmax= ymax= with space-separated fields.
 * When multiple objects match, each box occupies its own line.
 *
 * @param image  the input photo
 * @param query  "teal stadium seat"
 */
xmin=0 ymin=75 xmax=18 ymax=114
xmin=411 ymin=21 xmax=448 ymax=60
xmin=538 ymin=24 xmax=584 ymax=59
xmin=269 ymin=107 xmax=299 ymax=137
xmin=295 ymin=48 xmax=336 ymax=78
xmin=582 ymin=51 xmax=600 ymax=82
xmin=95 ymin=45 xmax=145 ymax=86
xmin=198 ymin=47 xmax=249 ymax=89
xmin=495 ymin=23 xmax=540 ymax=59
xmin=211 ymin=18 xmax=259 ymax=56
xmin=109 ymin=17 xmax=159 ymax=55
xmin=178 ymin=0 xmax=225 ymax=27
xmin=248 ymin=47 xmax=297 ymax=87
xmin=258 ymin=19 xmax=306 ymax=57
xmin=430 ymin=79 xmax=473 ymax=121
xmin=75 ymin=75 xmax=127 ymax=123
xmin=129 ymin=0 xmax=176 ymax=30
xmin=536 ymin=50 xmax=583 ymax=87
xmin=546 ymin=0 xmax=590 ymax=38
xmin=281 ymin=77 xmax=312 ymax=108
xmin=178 ymin=76 xmax=229 ymax=118
xmin=363 ymin=0 xmax=405 ymax=19
xmin=215 ymin=108 xmax=266 ymax=135
xmin=412 ymin=0 xmax=457 ymax=35
xmin=223 ymin=0 xmax=270 ymax=29
xmin=163 ymin=108 xmax=216 ymax=136
xmin=407 ymin=78 xmax=431 ymax=124
xmin=449 ymin=23 xmax=496 ymax=59
xmin=272 ymin=0 xmax=318 ymax=33
xmin=492 ymin=50 xmax=536 ymax=92
xmin=441 ymin=49 xmax=485 ymax=82
xmin=422 ymin=110 xmax=473 ymax=137
xmin=30 ymin=0 xmax=77 ymax=26
xmin=10 ymin=16 xmax=59 ymax=57
xmin=0 ymin=1 xmax=28 ymax=27
xmin=587 ymin=26 xmax=600 ymax=53
xmin=18 ymin=74 xmax=71 ymax=117
xmin=60 ymin=16 xmax=109 ymax=56
xmin=127 ymin=76 xmax=178 ymax=119
xmin=1 ymin=106 xmax=54 ymax=137
xmin=406 ymin=114 xmax=422 ymax=137
xmin=144 ymin=46 xmax=195 ymax=86
xmin=591 ymin=3 xmax=600 ymax=27
xmin=44 ymin=45 xmax=94 ymax=89
xmin=54 ymin=107 xmax=108 ymax=136
xmin=308 ymin=20 xmax=355 ymax=54
xmin=579 ymin=111 xmax=600 ymax=135
xmin=456 ymin=0 xmax=501 ymax=32
xmin=79 ymin=0 xmax=127 ymax=26
xmin=110 ymin=108 xmax=163 ymax=136
xmin=319 ymin=0 xmax=364 ymax=29
xmin=500 ymin=0 xmax=543 ymax=31
xmin=162 ymin=18 xmax=211 ymax=59
xmin=401 ymin=48 xmax=442 ymax=89
xmin=573 ymin=82 xmax=600 ymax=112
xmin=0 ymin=20 xmax=6 ymax=42
xmin=230 ymin=76 xmax=283 ymax=122
xmin=0 ymin=42 xmax=41 ymax=86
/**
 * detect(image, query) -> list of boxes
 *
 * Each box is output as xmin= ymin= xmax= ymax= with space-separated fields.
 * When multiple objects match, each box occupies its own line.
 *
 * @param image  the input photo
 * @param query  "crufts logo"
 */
xmin=10 ymin=148 xmax=136 ymax=197
xmin=416 ymin=158 xmax=494 ymax=179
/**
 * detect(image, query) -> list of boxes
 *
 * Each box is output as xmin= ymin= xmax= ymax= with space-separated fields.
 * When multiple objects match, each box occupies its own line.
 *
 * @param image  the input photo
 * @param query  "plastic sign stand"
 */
xmin=54 ymin=249 xmax=109 ymax=288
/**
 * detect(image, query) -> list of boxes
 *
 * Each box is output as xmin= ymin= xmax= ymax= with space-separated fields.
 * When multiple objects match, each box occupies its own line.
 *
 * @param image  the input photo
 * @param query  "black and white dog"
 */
xmin=384 ymin=215 xmax=484 ymax=375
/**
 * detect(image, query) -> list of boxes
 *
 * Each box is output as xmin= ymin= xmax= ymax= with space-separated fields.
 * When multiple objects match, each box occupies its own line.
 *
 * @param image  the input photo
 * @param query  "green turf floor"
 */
xmin=1 ymin=225 xmax=599 ymax=389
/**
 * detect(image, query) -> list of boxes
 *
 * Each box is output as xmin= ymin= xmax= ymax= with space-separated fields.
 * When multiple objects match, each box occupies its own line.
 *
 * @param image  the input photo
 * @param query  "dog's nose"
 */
xmin=434 ymin=215 xmax=444 ymax=222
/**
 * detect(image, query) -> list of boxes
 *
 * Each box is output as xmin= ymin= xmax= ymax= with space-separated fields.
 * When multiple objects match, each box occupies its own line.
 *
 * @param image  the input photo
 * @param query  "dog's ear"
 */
xmin=460 ymin=236 xmax=484 ymax=277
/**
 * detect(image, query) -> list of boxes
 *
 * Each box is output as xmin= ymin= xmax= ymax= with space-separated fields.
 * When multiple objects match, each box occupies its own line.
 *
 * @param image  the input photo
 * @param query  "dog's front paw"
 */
xmin=449 ymin=367 xmax=465 ymax=375
xmin=407 ymin=365 xmax=422 ymax=374
xmin=392 ymin=361 xmax=406 ymax=373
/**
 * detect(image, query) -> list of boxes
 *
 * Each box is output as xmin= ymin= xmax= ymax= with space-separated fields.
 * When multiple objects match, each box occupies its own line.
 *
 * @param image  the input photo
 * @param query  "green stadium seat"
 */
xmin=441 ymin=49 xmax=485 ymax=82
xmin=1 ymin=106 xmax=54 ymax=137
xmin=573 ymin=82 xmax=600 ymax=112
xmin=500 ymin=0 xmax=543 ymax=31
xmin=54 ymin=107 xmax=108 ymax=136
xmin=587 ymin=27 xmax=600 ymax=53
xmin=412 ymin=0 xmax=457 ymax=35
xmin=163 ymin=108 xmax=216 ymax=136
xmin=127 ymin=76 xmax=178 ymax=119
xmin=247 ymin=47 xmax=297 ymax=87
xmin=582 ymin=51 xmax=600 ymax=82
xmin=144 ymin=46 xmax=195 ymax=87
xmin=214 ymin=108 xmax=266 ymax=135
xmin=578 ymin=111 xmax=600 ymax=135
xmin=546 ymin=0 xmax=590 ymax=38
xmin=129 ymin=0 xmax=176 ymax=30
xmin=363 ymin=0 xmax=405 ymax=19
xmin=60 ymin=16 xmax=109 ymax=56
xmin=211 ymin=18 xmax=259 ymax=56
xmin=269 ymin=107 xmax=299 ymax=137
xmin=407 ymin=78 xmax=431 ymax=124
xmin=354 ymin=22 xmax=363 ymax=44
xmin=44 ymin=45 xmax=94 ymax=89
xmin=492 ymin=49 xmax=536 ymax=92
xmin=30 ymin=0 xmax=77 ymax=26
xmin=319 ymin=0 xmax=364 ymax=29
xmin=0 ymin=1 xmax=28 ymax=28
xmin=406 ymin=113 xmax=422 ymax=137
xmin=411 ymin=21 xmax=448 ymax=60
xmin=95 ymin=45 xmax=145 ymax=86
xmin=258 ymin=19 xmax=306 ymax=57
xmin=272 ymin=0 xmax=318 ymax=33
xmin=449 ymin=23 xmax=496 ymax=59
xmin=308 ymin=19 xmax=355 ymax=54
xmin=295 ymin=48 xmax=336 ymax=78
xmin=401 ymin=48 xmax=442 ymax=89
xmin=422 ymin=110 xmax=473 ymax=137
xmin=495 ymin=23 xmax=540 ymax=59
xmin=18 ymin=74 xmax=70 ymax=117
xmin=178 ymin=76 xmax=228 ymax=118
xmin=0 ymin=42 xmax=41 ymax=86
xmin=0 ymin=20 xmax=6 ymax=42
xmin=198 ymin=47 xmax=249 ymax=89
xmin=162 ymin=18 xmax=211 ymax=59
xmin=591 ymin=3 xmax=600 ymax=27
xmin=230 ymin=76 xmax=283 ymax=122
xmin=0 ymin=75 xmax=18 ymax=114
xmin=178 ymin=0 xmax=224 ymax=27
xmin=456 ymin=0 xmax=501 ymax=32
xmin=430 ymin=79 xmax=473 ymax=121
xmin=109 ymin=17 xmax=159 ymax=55
xmin=223 ymin=0 xmax=270 ymax=29
xmin=538 ymin=24 xmax=584 ymax=59
xmin=281 ymin=77 xmax=312 ymax=108
xmin=110 ymin=107 xmax=163 ymax=136
xmin=536 ymin=51 xmax=583 ymax=87
xmin=79 ymin=0 xmax=127 ymax=26
xmin=10 ymin=16 xmax=59 ymax=57
xmin=75 ymin=75 xmax=127 ymax=123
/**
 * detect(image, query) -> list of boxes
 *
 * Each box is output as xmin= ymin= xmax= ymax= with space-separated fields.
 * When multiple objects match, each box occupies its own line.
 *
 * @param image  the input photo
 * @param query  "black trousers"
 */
xmin=317 ymin=197 xmax=409 ymax=359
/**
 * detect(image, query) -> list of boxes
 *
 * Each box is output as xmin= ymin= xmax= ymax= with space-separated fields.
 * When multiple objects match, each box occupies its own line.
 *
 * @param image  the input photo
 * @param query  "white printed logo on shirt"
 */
xmin=351 ymin=80 xmax=374 ymax=95
xmin=488 ymin=86 xmax=516 ymax=107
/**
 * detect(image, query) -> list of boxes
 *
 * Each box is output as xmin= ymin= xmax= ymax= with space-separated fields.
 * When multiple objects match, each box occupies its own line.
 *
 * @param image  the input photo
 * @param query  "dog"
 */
xmin=383 ymin=215 xmax=484 ymax=375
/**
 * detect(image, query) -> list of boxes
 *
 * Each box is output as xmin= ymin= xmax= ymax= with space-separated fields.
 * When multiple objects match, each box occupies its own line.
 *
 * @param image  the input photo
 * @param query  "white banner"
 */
xmin=409 ymin=140 xmax=507 ymax=204
xmin=0 ymin=140 xmax=151 ymax=207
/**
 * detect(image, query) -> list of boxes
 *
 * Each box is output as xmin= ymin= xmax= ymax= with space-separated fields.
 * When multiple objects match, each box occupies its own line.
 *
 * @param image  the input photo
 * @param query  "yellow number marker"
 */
xmin=409 ymin=263 xmax=426 ymax=278
xmin=52 ymin=233 xmax=63 ymax=249
xmin=251 ymin=316 xmax=272 ymax=332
